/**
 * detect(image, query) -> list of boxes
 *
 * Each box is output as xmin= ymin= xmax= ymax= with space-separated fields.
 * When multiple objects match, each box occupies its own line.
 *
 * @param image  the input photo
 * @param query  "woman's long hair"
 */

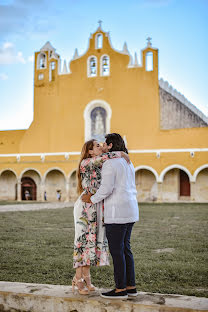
xmin=77 ymin=139 xmax=95 ymax=195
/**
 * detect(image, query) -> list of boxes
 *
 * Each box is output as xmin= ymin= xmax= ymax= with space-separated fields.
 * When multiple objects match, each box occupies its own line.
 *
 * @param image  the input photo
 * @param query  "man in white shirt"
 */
xmin=82 ymin=133 xmax=139 ymax=299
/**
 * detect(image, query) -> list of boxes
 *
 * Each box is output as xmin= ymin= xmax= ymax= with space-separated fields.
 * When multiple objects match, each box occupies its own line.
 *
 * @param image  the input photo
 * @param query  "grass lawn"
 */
xmin=0 ymin=203 xmax=207 ymax=297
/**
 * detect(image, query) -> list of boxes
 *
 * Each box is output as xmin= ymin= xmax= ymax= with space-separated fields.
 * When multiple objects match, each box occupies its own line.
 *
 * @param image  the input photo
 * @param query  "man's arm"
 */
xmin=82 ymin=161 xmax=115 ymax=204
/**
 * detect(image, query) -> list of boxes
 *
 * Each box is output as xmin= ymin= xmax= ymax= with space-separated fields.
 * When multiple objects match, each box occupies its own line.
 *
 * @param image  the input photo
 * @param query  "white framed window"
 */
xmin=95 ymin=33 xmax=103 ymax=49
xmin=37 ymin=53 xmax=47 ymax=69
xmin=87 ymin=56 xmax=97 ymax=77
xmin=49 ymin=61 xmax=56 ymax=81
xmin=146 ymin=52 xmax=153 ymax=71
xmin=38 ymin=73 xmax=44 ymax=80
xmin=100 ymin=55 xmax=110 ymax=76
xmin=84 ymin=99 xmax=112 ymax=141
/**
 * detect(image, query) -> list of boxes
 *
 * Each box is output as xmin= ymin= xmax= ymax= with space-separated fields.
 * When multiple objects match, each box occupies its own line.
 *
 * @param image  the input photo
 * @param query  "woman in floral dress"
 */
xmin=72 ymin=139 xmax=128 ymax=294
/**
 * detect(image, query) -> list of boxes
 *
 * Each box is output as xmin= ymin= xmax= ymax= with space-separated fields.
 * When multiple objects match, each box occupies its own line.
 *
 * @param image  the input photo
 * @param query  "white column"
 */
xmin=66 ymin=182 xmax=70 ymax=202
xmin=190 ymin=182 xmax=196 ymax=202
xmin=40 ymin=181 xmax=45 ymax=202
xmin=157 ymin=182 xmax=163 ymax=202
xmin=17 ymin=180 xmax=21 ymax=202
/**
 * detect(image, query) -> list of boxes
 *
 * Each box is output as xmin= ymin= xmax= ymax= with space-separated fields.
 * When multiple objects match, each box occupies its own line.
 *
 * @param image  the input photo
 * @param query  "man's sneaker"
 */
xmin=126 ymin=288 xmax=138 ymax=297
xmin=100 ymin=289 xmax=128 ymax=299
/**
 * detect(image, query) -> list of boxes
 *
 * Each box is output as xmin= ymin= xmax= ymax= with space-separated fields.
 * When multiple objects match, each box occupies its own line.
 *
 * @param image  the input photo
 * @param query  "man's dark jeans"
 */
xmin=105 ymin=223 xmax=136 ymax=289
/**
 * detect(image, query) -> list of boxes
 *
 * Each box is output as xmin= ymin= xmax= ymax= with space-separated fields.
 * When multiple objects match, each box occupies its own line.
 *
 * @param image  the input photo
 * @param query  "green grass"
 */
xmin=0 ymin=203 xmax=208 ymax=298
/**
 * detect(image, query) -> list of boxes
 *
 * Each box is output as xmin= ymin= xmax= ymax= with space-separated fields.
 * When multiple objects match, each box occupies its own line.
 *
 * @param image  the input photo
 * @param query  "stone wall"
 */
xmin=159 ymin=87 xmax=208 ymax=129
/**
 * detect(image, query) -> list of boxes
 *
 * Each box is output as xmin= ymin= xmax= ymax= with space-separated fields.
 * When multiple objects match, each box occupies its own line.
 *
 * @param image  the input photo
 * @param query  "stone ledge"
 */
xmin=0 ymin=282 xmax=208 ymax=312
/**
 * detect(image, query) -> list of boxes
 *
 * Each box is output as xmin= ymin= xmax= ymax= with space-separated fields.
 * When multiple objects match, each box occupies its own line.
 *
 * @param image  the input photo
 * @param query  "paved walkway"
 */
xmin=0 ymin=281 xmax=208 ymax=312
xmin=0 ymin=202 xmax=74 ymax=212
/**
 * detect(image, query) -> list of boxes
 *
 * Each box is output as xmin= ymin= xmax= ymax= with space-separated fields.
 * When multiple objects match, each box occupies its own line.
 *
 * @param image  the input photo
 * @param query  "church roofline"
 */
xmin=159 ymin=78 xmax=208 ymax=125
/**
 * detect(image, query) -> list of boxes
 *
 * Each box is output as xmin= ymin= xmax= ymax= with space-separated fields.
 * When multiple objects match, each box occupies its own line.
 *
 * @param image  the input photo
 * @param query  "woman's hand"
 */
xmin=121 ymin=151 xmax=130 ymax=164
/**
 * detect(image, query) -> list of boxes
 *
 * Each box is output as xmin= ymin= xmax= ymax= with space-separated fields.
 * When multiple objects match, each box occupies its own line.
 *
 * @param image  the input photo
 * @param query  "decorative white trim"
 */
xmin=83 ymin=99 xmax=112 ymax=141
xmin=100 ymin=54 xmax=110 ymax=77
xmin=0 ymin=152 xmax=80 ymax=158
xmin=37 ymin=52 xmax=47 ymax=70
xmin=43 ymin=167 xmax=67 ymax=183
xmin=73 ymin=48 xmax=79 ymax=60
xmin=122 ymin=42 xmax=129 ymax=54
xmin=193 ymin=164 xmax=208 ymax=182
xmin=0 ymin=168 xmax=18 ymax=179
xmin=135 ymin=166 xmax=159 ymax=182
xmin=129 ymin=148 xmax=208 ymax=154
xmin=19 ymin=168 xmax=42 ymax=180
xmin=159 ymin=164 xmax=193 ymax=183
xmin=87 ymin=55 xmax=97 ymax=78
xmin=159 ymin=78 xmax=208 ymax=124
xmin=0 ymin=148 xmax=207 ymax=159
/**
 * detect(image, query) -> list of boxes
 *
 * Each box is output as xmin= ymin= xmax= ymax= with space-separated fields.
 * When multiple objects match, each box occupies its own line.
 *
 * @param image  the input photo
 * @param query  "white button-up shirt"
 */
xmin=91 ymin=158 xmax=139 ymax=224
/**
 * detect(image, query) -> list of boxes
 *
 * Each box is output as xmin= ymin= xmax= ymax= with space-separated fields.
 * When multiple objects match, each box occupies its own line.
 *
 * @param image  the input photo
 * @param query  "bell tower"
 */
xmin=34 ymin=41 xmax=60 ymax=86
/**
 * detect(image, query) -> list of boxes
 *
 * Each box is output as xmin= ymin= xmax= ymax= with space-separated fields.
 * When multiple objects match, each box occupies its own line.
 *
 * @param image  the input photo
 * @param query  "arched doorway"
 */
xmin=0 ymin=170 xmax=17 ymax=201
xmin=195 ymin=168 xmax=208 ymax=202
xmin=45 ymin=169 xmax=66 ymax=201
xmin=21 ymin=169 xmax=41 ymax=201
xmin=135 ymin=169 xmax=157 ymax=202
xmin=21 ymin=177 xmax=37 ymax=200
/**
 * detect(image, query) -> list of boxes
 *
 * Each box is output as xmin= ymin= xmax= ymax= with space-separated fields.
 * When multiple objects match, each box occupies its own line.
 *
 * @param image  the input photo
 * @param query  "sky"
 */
xmin=0 ymin=0 xmax=208 ymax=131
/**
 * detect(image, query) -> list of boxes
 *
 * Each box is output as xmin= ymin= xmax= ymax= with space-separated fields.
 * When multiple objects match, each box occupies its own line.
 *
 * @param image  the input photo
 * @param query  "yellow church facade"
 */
xmin=0 ymin=25 xmax=208 ymax=203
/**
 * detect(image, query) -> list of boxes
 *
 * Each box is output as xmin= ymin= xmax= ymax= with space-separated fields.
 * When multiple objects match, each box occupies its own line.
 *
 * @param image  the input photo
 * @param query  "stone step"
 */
xmin=0 ymin=281 xmax=208 ymax=312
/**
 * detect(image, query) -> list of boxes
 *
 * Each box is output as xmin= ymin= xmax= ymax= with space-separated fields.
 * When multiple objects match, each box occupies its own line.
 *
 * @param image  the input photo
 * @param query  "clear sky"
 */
xmin=0 ymin=0 xmax=207 ymax=131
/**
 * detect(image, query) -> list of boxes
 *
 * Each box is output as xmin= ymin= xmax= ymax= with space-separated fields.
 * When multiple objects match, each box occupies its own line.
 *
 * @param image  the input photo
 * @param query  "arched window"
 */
xmin=101 ymin=55 xmax=110 ymax=76
xmin=146 ymin=52 xmax=153 ymax=71
xmin=49 ymin=61 xmax=56 ymax=81
xmin=84 ymin=100 xmax=112 ymax=141
xmin=37 ymin=53 xmax=47 ymax=69
xmin=96 ymin=33 xmax=103 ymax=49
xmin=91 ymin=107 xmax=107 ymax=141
xmin=88 ymin=56 xmax=97 ymax=77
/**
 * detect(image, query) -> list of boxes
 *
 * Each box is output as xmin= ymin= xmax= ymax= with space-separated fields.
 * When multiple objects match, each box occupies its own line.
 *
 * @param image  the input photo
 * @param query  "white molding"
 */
xmin=0 ymin=152 xmax=80 ymax=158
xmin=83 ymin=99 xmax=112 ymax=141
xmin=159 ymin=78 xmax=208 ymax=124
xmin=193 ymin=164 xmax=208 ymax=182
xmin=0 ymin=148 xmax=207 ymax=159
xmin=135 ymin=165 xmax=159 ymax=182
xmin=43 ymin=167 xmax=67 ymax=183
xmin=129 ymin=148 xmax=208 ymax=154
xmin=159 ymin=164 xmax=193 ymax=183
xmin=87 ymin=55 xmax=97 ymax=78
xmin=20 ymin=168 xmax=42 ymax=180
xmin=0 ymin=168 xmax=18 ymax=179
xmin=100 ymin=54 xmax=110 ymax=77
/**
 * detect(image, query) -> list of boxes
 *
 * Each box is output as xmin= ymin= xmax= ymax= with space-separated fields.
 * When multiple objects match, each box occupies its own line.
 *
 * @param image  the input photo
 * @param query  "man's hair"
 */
xmin=105 ymin=133 xmax=128 ymax=154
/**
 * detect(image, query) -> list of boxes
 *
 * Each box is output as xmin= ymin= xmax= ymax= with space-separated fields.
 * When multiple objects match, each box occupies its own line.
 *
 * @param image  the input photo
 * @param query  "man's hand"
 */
xmin=82 ymin=191 xmax=93 ymax=203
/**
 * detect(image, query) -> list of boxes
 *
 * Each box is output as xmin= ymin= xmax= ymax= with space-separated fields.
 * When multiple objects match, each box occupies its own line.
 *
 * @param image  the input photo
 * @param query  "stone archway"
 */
xmin=0 ymin=170 xmax=17 ymax=201
xmin=45 ymin=169 xmax=66 ymax=201
xmin=135 ymin=169 xmax=157 ymax=202
xmin=21 ymin=177 xmax=37 ymax=200
xmin=21 ymin=169 xmax=41 ymax=201
xmin=195 ymin=168 xmax=208 ymax=202
xmin=162 ymin=168 xmax=191 ymax=201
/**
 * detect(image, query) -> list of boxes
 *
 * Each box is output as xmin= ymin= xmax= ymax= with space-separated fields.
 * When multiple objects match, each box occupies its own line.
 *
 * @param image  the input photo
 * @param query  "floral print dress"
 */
xmin=73 ymin=152 xmax=121 ymax=268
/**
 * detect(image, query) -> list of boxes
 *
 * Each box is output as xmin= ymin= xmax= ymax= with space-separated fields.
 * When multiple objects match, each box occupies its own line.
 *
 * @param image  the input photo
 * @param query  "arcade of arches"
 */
xmin=0 ymin=166 xmax=208 ymax=202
